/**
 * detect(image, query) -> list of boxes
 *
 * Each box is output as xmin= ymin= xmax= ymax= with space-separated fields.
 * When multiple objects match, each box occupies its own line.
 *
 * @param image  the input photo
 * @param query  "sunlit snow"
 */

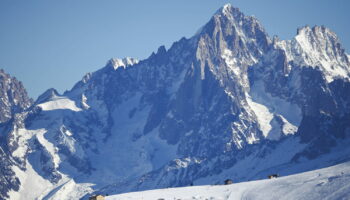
xmin=107 ymin=161 xmax=350 ymax=200
xmin=37 ymin=96 xmax=82 ymax=112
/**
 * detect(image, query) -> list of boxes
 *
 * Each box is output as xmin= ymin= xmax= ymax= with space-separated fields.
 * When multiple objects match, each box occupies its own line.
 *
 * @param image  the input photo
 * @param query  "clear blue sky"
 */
xmin=1 ymin=0 xmax=349 ymax=99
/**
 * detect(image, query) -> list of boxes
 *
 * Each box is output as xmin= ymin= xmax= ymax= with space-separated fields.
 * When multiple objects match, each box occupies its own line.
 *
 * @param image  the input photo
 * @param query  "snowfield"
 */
xmin=106 ymin=161 xmax=350 ymax=200
xmin=37 ymin=96 xmax=82 ymax=111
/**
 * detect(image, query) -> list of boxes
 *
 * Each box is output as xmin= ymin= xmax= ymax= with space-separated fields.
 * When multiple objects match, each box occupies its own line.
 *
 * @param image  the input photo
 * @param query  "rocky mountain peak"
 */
xmin=295 ymin=25 xmax=344 ymax=53
xmin=0 ymin=69 xmax=32 ymax=123
xmin=276 ymin=25 xmax=350 ymax=82
xmin=197 ymin=3 xmax=270 ymax=54
xmin=35 ymin=88 xmax=60 ymax=104
xmin=215 ymin=3 xmax=240 ymax=17
xmin=194 ymin=4 xmax=270 ymax=87
xmin=297 ymin=25 xmax=338 ymax=41
xmin=107 ymin=57 xmax=139 ymax=70
xmin=211 ymin=3 xmax=265 ymax=35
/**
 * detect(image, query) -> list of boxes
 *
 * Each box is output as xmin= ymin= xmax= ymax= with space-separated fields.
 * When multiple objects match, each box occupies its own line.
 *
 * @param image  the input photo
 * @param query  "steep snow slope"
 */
xmin=107 ymin=161 xmax=350 ymax=200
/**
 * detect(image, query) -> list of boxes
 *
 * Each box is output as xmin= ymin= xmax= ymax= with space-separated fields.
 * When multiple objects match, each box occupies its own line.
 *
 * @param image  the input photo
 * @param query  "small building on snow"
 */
xmin=89 ymin=195 xmax=105 ymax=200
xmin=224 ymin=179 xmax=233 ymax=185
xmin=268 ymin=174 xmax=279 ymax=179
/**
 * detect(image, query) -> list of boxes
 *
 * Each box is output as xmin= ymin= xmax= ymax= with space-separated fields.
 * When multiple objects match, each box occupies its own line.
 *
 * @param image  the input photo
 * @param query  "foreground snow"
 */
xmin=107 ymin=161 xmax=350 ymax=200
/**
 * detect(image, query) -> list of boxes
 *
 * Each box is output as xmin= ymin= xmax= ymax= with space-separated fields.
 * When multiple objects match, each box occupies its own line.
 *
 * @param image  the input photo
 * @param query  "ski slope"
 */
xmin=106 ymin=161 xmax=350 ymax=200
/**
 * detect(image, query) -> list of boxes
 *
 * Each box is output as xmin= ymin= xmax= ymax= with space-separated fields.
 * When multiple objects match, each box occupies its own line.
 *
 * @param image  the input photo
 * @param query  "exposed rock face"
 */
xmin=0 ymin=69 xmax=32 ymax=200
xmin=1 ymin=4 xmax=350 ymax=200
xmin=0 ymin=70 xmax=32 ymax=124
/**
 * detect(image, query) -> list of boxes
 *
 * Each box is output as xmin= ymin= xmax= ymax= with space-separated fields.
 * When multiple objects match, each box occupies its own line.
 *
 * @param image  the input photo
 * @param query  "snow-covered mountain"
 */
xmin=1 ymin=3 xmax=350 ymax=200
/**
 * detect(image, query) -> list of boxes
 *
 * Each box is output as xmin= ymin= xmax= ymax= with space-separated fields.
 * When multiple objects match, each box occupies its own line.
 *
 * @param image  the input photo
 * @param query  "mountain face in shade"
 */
xmin=1 ymin=4 xmax=350 ymax=200
xmin=0 ymin=69 xmax=32 ymax=200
